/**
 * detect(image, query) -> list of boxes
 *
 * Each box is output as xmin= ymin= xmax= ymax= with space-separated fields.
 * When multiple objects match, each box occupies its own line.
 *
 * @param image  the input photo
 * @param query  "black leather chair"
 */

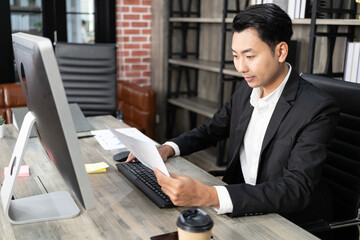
xmin=300 ymin=73 xmax=360 ymax=239
xmin=55 ymin=42 xmax=117 ymax=117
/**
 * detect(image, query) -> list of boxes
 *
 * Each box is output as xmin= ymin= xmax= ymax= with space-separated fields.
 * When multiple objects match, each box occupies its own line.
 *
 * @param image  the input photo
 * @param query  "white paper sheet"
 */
xmin=108 ymin=127 xmax=170 ymax=177
xmin=91 ymin=127 xmax=159 ymax=151
xmin=91 ymin=129 xmax=126 ymax=151
xmin=116 ymin=128 xmax=159 ymax=146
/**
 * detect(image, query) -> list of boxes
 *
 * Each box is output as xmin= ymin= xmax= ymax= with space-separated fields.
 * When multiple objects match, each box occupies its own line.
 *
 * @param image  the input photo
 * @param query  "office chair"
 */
xmin=55 ymin=43 xmax=117 ymax=117
xmin=300 ymin=73 xmax=360 ymax=239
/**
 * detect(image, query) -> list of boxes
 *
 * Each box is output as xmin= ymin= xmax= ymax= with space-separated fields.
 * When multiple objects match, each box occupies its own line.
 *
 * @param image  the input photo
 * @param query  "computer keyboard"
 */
xmin=116 ymin=162 xmax=174 ymax=208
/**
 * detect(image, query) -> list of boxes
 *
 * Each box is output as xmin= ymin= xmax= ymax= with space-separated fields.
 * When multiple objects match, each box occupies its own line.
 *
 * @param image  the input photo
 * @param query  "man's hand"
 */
xmin=125 ymin=145 xmax=175 ymax=163
xmin=154 ymin=168 xmax=219 ymax=208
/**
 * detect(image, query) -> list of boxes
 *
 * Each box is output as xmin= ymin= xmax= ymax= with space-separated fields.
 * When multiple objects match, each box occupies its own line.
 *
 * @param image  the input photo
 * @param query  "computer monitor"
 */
xmin=0 ymin=33 xmax=95 ymax=224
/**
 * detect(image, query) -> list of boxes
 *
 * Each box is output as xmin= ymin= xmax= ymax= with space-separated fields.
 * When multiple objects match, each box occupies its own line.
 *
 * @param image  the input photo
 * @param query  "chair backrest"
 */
xmin=117 ymin=81 xmax=156 ymax=139
xmin=301 ymin=73 xmax=360 ymax=221
xmin=55 ymin=42 xmax=117 ymax=117
xmin=0 ymin=83 xmax=26 ymax=124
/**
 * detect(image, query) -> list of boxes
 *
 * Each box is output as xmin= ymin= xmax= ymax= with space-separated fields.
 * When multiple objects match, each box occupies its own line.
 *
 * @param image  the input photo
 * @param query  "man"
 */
xmin=127 ymin=3 xmax=339 ymax=225
xmin=81 ymin=20 xmax=90 ymax=43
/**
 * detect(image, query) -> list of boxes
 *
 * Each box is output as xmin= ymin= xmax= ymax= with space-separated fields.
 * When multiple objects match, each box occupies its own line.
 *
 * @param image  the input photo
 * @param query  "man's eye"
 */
xmin=246 ymin=56 xmax=254 ymax=59
xmin=232 ymin=55 xmax=238 ymax=58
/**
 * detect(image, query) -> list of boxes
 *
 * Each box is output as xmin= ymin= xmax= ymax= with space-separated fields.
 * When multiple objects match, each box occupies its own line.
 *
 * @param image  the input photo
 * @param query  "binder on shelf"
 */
xmin=251 ymin=0 xmax=307 ymax=19
xmin=273 ymin=0 xmax=288 ymax=13
xmin=12 ymin=103 xmax=92 ymax=137
xmin=287 ymin=1 xmax=296 ymax=19
xmin=357 ymin=57 xmax=360 ymax=84
xmin=294 ymin=0 xmax=301 ymax=18
xmin=344 ymin=42 xmax=360 ymax=83
xmin=351 ymin=43 xmax=360 ymax=83
xmin=299 ymin=0 xmax=307 ymax=19
xmin=344 ymin=42 xmax=354 ymax=82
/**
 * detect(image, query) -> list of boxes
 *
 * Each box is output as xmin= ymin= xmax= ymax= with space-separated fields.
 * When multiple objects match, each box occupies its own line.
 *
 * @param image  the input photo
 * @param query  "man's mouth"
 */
xmin=244 ymin=76 xmax=255 ymax=82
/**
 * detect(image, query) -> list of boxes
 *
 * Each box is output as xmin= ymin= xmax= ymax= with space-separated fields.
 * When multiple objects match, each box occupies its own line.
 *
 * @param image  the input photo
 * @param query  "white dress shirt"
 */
xmin=165 ymin=64 xmax=292 ymax=214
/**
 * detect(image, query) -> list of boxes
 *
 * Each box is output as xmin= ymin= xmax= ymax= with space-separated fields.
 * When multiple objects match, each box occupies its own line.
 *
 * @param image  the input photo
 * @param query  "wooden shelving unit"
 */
xmin=168 ymin=58 xmax=242 ymax=77
xmin=165 ymin=0 xmax=360 ymax=165
xmin=166 ymin=0 xmax=248 ymax=166
xmin=168 ymin=97 xmax=218 ymax=118
xmin=307 ymin=0 xmax=359 ymax=78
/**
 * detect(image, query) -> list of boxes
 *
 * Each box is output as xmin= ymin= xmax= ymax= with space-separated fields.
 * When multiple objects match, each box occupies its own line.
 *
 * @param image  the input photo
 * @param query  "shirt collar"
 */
xmin=250 ymin=63 xmax=292 ymax=108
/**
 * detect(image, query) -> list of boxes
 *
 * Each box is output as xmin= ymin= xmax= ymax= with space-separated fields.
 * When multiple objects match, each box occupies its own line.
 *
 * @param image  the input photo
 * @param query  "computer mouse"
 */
xmin=113 ymin=151 xmax=130 ymax=162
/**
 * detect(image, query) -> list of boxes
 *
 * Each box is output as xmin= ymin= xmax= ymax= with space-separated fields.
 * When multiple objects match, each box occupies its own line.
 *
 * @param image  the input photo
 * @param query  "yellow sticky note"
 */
xmin=90 ymin=168 xmax=107 ymax=173
xmin=85 ymin=162 xmax=109 ymax=174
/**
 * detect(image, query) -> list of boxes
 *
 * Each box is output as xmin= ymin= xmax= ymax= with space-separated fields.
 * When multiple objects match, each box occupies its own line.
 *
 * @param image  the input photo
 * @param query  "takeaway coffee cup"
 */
xmin=176 ymin=208 xmax=213 ymax=240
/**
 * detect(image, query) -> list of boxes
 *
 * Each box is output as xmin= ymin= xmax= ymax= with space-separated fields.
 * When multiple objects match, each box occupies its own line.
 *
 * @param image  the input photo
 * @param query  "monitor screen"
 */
xmin=11 ymin=33 xmax=95 ymax=211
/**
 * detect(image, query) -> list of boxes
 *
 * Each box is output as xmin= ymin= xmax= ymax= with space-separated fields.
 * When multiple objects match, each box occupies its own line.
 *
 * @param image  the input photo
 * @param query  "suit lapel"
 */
xmin=260 ymin=70 xmax=300 ymax=156
xmin=223 ymin=90 xmax=254 ymax=184
xmin=260 ymin=97 xmax=291 ymax=155
xmin=234 ymin=102 xmax=253 ymax=155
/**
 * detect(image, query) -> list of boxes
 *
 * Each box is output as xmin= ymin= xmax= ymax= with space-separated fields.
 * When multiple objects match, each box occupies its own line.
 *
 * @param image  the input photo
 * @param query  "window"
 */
xmin=1 ymin=0 xmax=114 ymax=83
xmin=66 ymin=0 xmax=95 ymax=43
xmin=10 ymin=0 xmax=43 ymax=36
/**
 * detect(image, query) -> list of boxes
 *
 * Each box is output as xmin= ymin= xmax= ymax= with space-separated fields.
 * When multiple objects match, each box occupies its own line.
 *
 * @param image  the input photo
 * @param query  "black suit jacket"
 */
xmin=171 ymin=70 xmax=339 ymax=223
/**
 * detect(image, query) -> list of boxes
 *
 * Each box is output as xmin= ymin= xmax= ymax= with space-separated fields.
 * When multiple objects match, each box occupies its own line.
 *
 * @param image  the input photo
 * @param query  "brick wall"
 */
xmin=116 ymin=0 xmax=152 ymax=85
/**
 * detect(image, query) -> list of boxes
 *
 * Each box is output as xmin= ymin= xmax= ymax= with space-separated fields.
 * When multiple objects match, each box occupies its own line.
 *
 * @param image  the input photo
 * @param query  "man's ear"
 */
xmin=276 ymin=42 xmax=288 ymax=63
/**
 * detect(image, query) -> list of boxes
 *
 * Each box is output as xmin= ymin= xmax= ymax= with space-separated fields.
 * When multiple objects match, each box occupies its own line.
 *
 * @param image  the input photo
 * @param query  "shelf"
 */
xmin=170 ymin=17 xmax=248 ymax=23
xmin=170 ymin=17 xmax=360 ymax=26
xmin=168 ymin=58 xmax=242 ymax=77
xmin=12 ymin=30 xmax=42 ymax=35
xmin=313 ymin=19 xmax=360 ymax=26
xmin=293 ymin=18 xmax=360 ymax=25
xmin=168 ymin=97 xmax=218 ymax=118
xmin=10 ymin=6 xmax=42 ymax=13
xmin=170 ymin=17 xmax=223 ymax=23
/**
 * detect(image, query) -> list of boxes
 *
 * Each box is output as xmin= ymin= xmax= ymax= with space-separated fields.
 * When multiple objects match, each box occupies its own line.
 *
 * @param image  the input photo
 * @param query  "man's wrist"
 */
xmin=163 ymin=141 xmax=180 ymax=156
xmin=163 ymin=145 xmax=175 ymax=158
xmin=203 ymin=186 xmax=219 ymax=208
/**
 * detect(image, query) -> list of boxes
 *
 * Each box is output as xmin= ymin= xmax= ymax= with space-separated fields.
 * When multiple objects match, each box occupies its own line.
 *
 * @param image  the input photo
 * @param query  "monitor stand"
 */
xmin=0 ymin=112 xmax=80 ymax=224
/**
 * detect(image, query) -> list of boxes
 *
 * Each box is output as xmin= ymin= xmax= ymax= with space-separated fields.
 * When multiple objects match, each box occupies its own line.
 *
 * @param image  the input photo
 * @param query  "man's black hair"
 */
xmin=232 ymin=4 xmax=293 ymax=51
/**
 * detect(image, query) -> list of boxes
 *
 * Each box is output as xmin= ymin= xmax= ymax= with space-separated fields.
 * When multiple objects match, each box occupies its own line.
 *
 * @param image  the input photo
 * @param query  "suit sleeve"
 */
xmin=225 ymin=98 xmax=339 ymax=217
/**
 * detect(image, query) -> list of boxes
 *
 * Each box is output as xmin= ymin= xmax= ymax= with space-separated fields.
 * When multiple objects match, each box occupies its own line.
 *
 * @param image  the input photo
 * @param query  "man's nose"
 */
xmin=234 ymin=58 xmax=248 ymax=73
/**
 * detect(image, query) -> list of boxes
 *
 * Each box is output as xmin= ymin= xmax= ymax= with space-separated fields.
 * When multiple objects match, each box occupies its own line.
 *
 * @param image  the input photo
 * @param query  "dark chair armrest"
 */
xmin=208 ymin=170 xmax=226 ymax=177
xmin=301 ymin=214 xmax=360 ymax=234
xmin=300 ymin=220 xmax=330 ymax=233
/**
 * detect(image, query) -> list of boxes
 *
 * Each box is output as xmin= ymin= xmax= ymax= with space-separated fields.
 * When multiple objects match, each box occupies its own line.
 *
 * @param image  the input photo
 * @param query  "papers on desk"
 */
xmin=108 ymin=126 xmax=170 ymax=177
xmin=91 ymin=127 xmax=158 ymax=151
xmin=91 ymin=129 xmax=126 ymax=150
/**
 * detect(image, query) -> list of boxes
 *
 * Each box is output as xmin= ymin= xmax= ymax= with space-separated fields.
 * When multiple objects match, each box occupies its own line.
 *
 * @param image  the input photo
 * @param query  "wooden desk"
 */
xmin=0 ymin=115 xmax=318 ymax=239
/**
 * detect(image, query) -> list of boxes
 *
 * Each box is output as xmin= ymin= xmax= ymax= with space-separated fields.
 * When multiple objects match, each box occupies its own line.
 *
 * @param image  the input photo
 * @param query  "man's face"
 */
xmin=232 ymin=28 xmax=285 ymax=95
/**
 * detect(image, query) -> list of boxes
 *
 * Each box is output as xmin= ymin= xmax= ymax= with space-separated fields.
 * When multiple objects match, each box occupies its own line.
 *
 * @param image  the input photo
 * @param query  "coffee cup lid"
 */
xmin=177 ymin=208 xmax=213 ymax=233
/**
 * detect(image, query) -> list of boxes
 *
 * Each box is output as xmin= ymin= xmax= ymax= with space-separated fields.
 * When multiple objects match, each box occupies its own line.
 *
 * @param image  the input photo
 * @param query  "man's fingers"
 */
xmin=153 ymin=168 xmax=167 ymax=181
xmin=169 ymin=172 xmax=182 ymax=178
xmin=125 ymin=153 xmax=137 ymax=163
xmin=153 ymin=168 xmax=178 ymax=189
xmin=153 ymin=168 xmax=172 ymax=194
